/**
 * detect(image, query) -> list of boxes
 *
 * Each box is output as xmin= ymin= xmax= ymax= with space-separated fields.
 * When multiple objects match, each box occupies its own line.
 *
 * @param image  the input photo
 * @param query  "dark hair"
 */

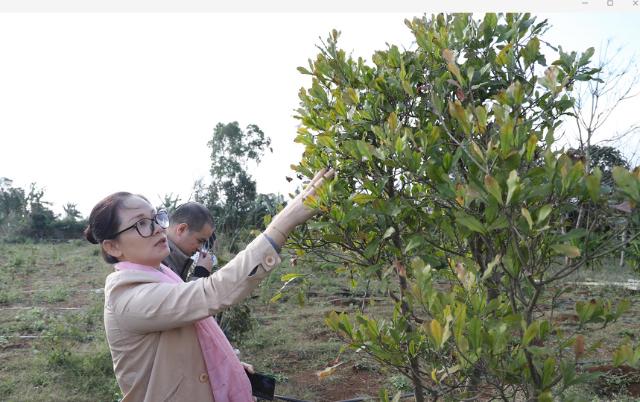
xmin=83 ymin=192 xmax=149 ymax=264
xmin=170 ymin=202 xmax=214 ymax=232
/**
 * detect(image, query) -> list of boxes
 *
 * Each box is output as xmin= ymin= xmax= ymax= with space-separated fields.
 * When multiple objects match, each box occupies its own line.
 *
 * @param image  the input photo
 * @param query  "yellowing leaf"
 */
xmin=442 ymin=48 xmax=455 ymax=64
xmin=551 ymin=244 xmax=581 ymax=258
xmin=496 ymin=43 xmax=513 ymax=66
xmin=521 ymin=208 xmax=533 ymax=229
xmin=526 ymin=133 xmax=538 ymax=162
xmin=506 ymin=170 xmax=520 ymax=205
xmin=387 ymin=112 xmax=398 ymax=133
xmin=315 ymin=362 xmax=344 ymax=380
xmin=574 ymin=335 xmax=585 ymax=360
xmin=484 ymin=175 xmax=503 ymax=205
xmin=351 ymin=193 xmax=377 ymax=205
xmin=430 ymin=319 xmax=443 ymax=347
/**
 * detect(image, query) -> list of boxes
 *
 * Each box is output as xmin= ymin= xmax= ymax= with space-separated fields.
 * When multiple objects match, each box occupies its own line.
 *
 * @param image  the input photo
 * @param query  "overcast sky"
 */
xmin=1 ymin=12 xmax=638 ymax=217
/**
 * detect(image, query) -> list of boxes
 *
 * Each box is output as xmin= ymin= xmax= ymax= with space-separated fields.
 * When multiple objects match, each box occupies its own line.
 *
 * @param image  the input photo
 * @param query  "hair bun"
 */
xmin=83 ymin=226 xmax=99 ymax=244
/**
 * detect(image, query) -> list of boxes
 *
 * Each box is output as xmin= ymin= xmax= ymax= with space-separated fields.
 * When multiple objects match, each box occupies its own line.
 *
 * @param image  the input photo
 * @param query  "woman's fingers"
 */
xmin=308 ymin=167 xmax=328 ymax=188
xmin=304 ymin=168 xmax=335 ymax=197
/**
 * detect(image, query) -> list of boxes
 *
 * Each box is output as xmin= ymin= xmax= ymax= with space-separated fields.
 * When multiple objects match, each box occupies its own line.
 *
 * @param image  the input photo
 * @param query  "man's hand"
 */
xmin=197 ymin=251 xmax=215 ymax=272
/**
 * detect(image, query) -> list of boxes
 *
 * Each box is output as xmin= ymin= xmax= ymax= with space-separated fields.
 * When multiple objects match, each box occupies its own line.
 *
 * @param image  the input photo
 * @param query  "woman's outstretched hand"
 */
xmin=264 ymin=168 xmax=334 ymax=246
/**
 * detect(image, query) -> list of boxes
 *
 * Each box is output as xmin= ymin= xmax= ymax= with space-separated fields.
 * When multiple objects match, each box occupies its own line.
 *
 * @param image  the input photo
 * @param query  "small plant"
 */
xmin=34 ymin=286 xmax=70 ymax=304
xmin=0 ymin=286 xmax=21 ymax=305
xmin=15 ymin=307 xmax=48 ymax=333
xmin=217 ymin=302 xmax=254 ymax=344
xmin=389 ymin=374 xmax=413 ymax=392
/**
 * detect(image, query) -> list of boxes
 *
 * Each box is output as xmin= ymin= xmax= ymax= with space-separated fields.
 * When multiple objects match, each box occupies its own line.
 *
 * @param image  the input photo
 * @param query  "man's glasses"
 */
xmin=107 ymin=210 xmax=169 ymax=239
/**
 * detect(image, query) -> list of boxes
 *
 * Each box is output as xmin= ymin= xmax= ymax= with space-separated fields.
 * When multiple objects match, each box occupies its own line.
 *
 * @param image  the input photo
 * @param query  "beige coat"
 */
xmin=103 ymin=235 xmax=281 ymax=402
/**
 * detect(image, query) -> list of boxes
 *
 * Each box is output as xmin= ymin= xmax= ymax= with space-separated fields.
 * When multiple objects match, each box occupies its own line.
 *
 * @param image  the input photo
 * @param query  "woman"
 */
xmin=84 ymin=168 xmax=333 ymax=402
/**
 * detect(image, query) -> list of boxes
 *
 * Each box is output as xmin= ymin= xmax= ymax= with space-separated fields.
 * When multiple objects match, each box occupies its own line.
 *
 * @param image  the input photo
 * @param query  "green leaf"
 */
xmin=551 ymin=244 xmax=581 ymax=258
xmin=613 ymin=166 xmax=640 ymax=200
xmin=525 ymin=133 xmax=538 ymax=162
xmin=538 ymin=391 xmax=553 ymax=402
xmin=405 ymin=235 xmax=424 ymax=254
xmin=615 ymin=299 xmax=631 ymax=318
xmin=388 ymin=45 xmax=401 ymax=68
xmin=317 ymin=135 xmax=336 ymax=149
xmin=521 ymin=36 xmax=540 ymax=66
xmin=585 ymin=168 xmax=602 ymax=201
xmin=484 ymin=175 xmax=503 ymax=205
xmin=281 ymin=273 xmax=304 ymax=282
xmin=557 ymin=228 xmax=588 ymax=242
xmin=270 ymin=292 xmax=283 ymax=303
xmin=542 ymin=357 xmax=556 ymax=388
xmin=536 ymin=204 xmax=552 ymax=225
xmin=401 ymin=79 xmax=414 ymax=96
xmin=523 ymin=321 xmax=539 ymax=346
xmin=346 ymin=88 xmax=359 ymax=104
xmin=456 ymin=214 xmax=487 ymax=234
xmin=487 ymin=216 xmax=509 ymax=231
xmin=481 ymin=254 xmax=501 ymax=282
xmin=335 ymin=98 xmax=347 ymax=117
xmin=355 ymin=140 xmax=373 ymax=160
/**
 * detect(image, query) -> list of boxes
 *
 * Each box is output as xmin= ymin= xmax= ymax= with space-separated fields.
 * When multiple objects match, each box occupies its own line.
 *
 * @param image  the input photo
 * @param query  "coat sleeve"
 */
xmin=105 ymin=235 xmax=281 ymax=334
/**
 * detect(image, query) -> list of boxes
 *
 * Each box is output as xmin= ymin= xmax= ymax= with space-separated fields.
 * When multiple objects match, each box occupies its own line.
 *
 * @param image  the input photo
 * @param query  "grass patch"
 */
xmin=32 ymin=286 xmax=70 ymax=304
xmin=1 ymin=241 xmax=639 ymax=400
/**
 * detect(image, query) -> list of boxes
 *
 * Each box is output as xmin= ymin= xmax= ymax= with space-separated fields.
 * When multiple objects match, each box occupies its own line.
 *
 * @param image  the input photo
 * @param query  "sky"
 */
xmin=0 ymin=12 xmax=639 ymax=217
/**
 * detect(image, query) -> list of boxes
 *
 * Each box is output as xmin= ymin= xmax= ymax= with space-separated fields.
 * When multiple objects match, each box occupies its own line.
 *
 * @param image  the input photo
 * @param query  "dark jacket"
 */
xmin=162 ymin=239 xmax=210 ymax=281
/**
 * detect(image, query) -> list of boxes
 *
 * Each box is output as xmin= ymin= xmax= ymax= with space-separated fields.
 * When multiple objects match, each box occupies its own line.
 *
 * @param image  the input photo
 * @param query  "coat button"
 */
xmin=199 ymin=373 xmax=209 ymax=383
xmin=265 ymin=255 xmax=276 ymax=266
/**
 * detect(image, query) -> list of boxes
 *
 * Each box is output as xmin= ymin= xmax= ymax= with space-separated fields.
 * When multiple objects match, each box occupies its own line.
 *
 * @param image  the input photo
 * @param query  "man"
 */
xmin=163 ymin=202 xmax=216 ymax=281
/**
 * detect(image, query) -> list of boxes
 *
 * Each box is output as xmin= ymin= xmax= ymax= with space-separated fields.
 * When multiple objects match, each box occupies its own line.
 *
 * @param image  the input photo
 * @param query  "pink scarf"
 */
xmin=114 ymin=261 xmax=253 ymax=402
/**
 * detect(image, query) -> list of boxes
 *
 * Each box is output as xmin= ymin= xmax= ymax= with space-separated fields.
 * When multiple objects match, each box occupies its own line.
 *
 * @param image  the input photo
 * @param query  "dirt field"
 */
xmin=1 ymin=241 xmax=639 ymax=401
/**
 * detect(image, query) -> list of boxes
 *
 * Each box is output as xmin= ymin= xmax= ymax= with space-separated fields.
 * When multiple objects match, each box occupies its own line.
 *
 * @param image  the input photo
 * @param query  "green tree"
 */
xmin=62 ymin=203 xmax=82 ymax=222
xmin=567 ymin=144 xmax=630 ymax=188
xmin=158 ymin=193 xmax=182 ymax=215
xmin=23 ymin=184 xmax=57 ymax=239
xmin=0 ymin=177 xmax=27 ymax=238
xmin=205 ymin=122 xmax=275 ymax=245
xmin=291 ymin=14 xmax=640 ymax=401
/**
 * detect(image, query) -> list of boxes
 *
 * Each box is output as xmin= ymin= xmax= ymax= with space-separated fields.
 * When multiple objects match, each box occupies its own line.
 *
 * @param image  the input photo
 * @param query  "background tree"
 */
xmin=204 ymin=121 xmax=278 ymax=250
xmin=291 ymin=13 xmax=640 ymax=401
xmin=62 ymin=203 xmax=82 ymax=222
xmin=0 ymin=177 xmax=27 ymax=238
xmin=158 ymin=192 xmax=182 ymax=215
xmin=0 ymin=179 xmax=85 ymax=241
xmin=571 ymin=40 xmax=640 ymax=172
